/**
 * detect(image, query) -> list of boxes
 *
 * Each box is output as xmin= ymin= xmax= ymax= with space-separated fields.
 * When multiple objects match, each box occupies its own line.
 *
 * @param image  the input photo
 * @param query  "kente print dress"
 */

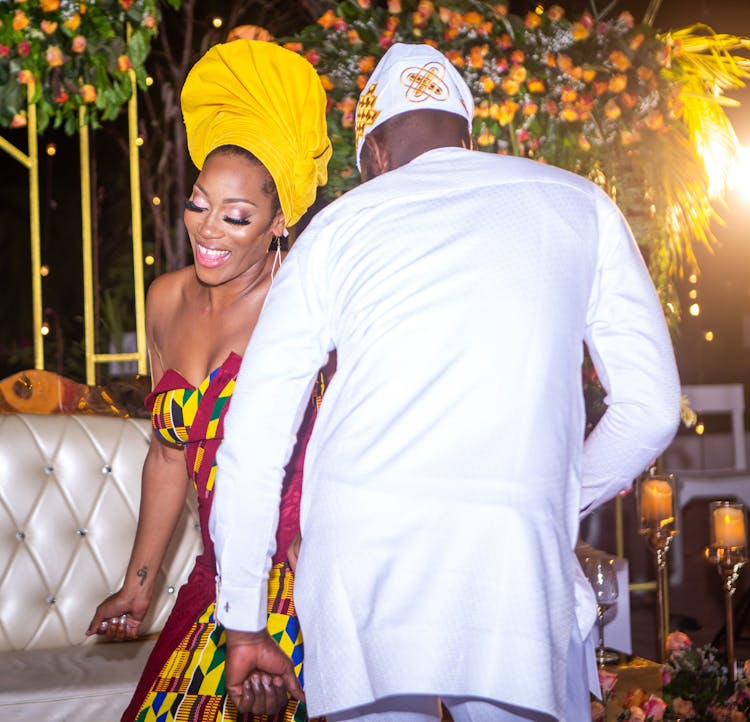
xmin=123 ymin=352 xmax=321 ymax=722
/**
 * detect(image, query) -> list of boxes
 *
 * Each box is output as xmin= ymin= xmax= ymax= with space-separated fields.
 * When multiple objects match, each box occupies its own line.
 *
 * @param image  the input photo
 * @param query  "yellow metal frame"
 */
xmin=0 ymin=83 xmax=43 ymax=370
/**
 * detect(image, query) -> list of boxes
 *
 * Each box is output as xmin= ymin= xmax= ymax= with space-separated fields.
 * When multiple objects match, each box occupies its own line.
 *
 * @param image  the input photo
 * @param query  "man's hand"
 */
xmin=225 ymin=628 xmax=305 ymax=715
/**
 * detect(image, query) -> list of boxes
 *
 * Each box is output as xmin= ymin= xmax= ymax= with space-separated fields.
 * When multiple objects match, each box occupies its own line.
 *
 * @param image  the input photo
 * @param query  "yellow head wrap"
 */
xmin=181 ymin=40 xmax=331 ymax=228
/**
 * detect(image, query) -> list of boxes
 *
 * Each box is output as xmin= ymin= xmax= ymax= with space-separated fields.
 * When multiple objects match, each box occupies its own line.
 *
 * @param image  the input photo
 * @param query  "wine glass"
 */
xmin=583 ymin=555 xmax=620 ymax=665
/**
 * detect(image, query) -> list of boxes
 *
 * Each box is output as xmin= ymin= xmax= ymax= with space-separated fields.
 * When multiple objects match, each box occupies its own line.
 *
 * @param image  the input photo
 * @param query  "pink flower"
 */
xmin=17 ymin=40 xmax=30 ymax=57
xmin=666 ymin=631 xmax=692 ymax=654
xmin=598 ymin=668 xmax=617 ymax=696
xmin=642 ymin=695 xmax=667 ymax=721
xmin=661 ymin=668 xmax=673 ymax=685
xmin=628 ymin=707 xmax=646 ymax=722
xmin=0 ymin=45 xmax=9 ymax=57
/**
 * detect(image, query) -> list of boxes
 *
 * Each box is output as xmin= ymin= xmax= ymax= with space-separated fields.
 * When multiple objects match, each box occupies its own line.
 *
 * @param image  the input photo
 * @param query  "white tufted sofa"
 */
xmin=0 ymin=412 xmax=202 ymax=721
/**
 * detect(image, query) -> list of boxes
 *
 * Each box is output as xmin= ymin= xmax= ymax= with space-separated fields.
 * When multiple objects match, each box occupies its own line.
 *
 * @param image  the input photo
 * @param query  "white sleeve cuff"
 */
xmin=215 ymin=579 xmax=268 ymax=632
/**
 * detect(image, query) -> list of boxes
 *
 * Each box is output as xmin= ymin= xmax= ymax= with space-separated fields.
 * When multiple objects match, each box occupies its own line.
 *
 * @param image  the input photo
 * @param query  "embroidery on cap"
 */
xmin=400 ymin=62 xmax=450 ymax=102
xmin=356 ymin=83 xmax=381 ymax=146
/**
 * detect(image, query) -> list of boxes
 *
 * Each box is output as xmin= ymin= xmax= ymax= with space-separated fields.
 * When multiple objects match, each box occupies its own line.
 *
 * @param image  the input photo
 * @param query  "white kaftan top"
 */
xmin=210 ymin=147 xmax=681 ymax=719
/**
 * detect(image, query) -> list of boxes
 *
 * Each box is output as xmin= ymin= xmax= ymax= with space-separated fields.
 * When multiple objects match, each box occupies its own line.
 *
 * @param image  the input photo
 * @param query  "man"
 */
xmin=211 ymin=43 xmax=681 ymax=721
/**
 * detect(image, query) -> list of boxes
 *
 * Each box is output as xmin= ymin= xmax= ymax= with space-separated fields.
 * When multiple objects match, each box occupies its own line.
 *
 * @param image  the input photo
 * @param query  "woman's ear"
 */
xmin=270 ymin=208 xmax=286 ymax=238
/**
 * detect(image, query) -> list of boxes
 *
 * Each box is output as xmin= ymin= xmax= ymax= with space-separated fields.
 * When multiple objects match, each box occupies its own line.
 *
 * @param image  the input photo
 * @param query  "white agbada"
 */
xmin=210 ymin=147 xmax=681 ymax=719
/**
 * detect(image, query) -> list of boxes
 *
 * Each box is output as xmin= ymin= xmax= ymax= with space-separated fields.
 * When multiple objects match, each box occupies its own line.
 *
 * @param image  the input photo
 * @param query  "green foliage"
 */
xmin=0 ymin=0 xmax=163 ymax=133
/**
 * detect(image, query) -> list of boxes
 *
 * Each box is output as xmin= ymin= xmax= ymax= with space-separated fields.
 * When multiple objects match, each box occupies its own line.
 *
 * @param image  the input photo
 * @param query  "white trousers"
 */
xmin=326 ymin=696 xmax=555 ymax=722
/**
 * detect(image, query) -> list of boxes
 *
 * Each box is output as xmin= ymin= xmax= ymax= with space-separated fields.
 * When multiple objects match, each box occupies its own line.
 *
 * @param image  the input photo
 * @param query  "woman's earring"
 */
xmin=271 ymin=234 xmax=283 ymax=281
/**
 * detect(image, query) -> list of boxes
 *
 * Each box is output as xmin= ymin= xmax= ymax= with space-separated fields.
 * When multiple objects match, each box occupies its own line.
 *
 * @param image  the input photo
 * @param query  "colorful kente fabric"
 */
xmin=120 ymin=352 xmax=327 ymax=722
xmin=135 ymin=563 xmax=308 ymax=722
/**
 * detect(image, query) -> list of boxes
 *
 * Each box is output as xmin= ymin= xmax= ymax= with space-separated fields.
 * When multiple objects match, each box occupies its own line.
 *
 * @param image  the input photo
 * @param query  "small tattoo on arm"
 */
xmin=137 ymin=566 xmax=148 ymax=586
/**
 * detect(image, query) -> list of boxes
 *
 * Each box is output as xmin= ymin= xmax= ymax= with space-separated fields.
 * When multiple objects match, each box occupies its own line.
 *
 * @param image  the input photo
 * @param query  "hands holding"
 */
xmin=86 ymin=587 xmax=151 ymax=641
xmin=224 ymin=628 xmax=305 ymax=715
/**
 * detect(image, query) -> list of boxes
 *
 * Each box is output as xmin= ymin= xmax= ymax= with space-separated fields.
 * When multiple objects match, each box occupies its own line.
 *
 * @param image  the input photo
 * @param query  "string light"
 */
xmin=704 ymin=330 xmax=714 ymax=342
xmin=689 ymin=289 xmax=698 ymax=300
xmin=145 ymin=76 xmax=154 ymax=87
xmin=135 ymin=136 xmax=144 ymax=146
xmin=689 ymin=303 xmax=701 ymax=317
xmin=152 ymin=196 xmax=161 ymax=206
xmin=695 ymin=422 xmax=705 ymax=435
xmin=40 ymin=265 xmax=50 ymax=277
xmin=212 ymin=16 xmax=223 ymax=28
xmin=534 ymin=4 xmax=544 ymax=13
xmin=40 ymin=323 xmax=50 ymax=336
xmin=46 ymin=143 xmax=56 ymax=156
xmin=144 ymin=254 xmax=155 ymax=266
xmin=689 ymin=273 xmax=698 ymax=284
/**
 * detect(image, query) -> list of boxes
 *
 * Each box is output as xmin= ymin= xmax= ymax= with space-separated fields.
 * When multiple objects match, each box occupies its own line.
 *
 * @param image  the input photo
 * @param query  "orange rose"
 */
xmin=438 ymin=6 xmax=451 ymax=23
xmin=523 ymin=102 xmax=538 ymax=116
xmin=317 ymin=10 xmax=336 ymax=29
xmin=604 ymin=98 xmax=621 ymax=119
xmin=620 ymin=92 xmax=637 ymax=109
xmin=557 ymin=54 xmax=574 ymax=75
xmin=637 ymin=66 xmax=654 ymax=82
xmin=494 ymin=3 xmax=508 ymax=17
xmin=560 ymin=104 xmax=579 ymax=122
xmin=445 ymin=49 xmax=464 ymax=67
xmin=117 ymin=54 xmax=133 ymax=72
xmin=477 ymin=128 xmax=496 ymax=146
xmin=388 ymin=0 xmax=402 ymax=12
xmin=45 ymin=46 xmax=64 ymax=67
xmin=411 ymin=11 xmax=426 ymax=29
xmin=79 ymin=3 xmax=88 ymax=14
xmin=80 ymin=84 xmax=97 ymax=103
xmin=358 ymin=55 xmax=375 ymax=73
xmin=464 ymin=11 xmax=482 ymax=26
xmin=64 ymin=13 xmax=81 ymax=31
xmin=510 ymin=49 xmax=525 ymax=64
xmin=547 ymin=5 xmax=565 ymax=21
xmin=480 ymin=76 xmax=495 ymax=93
xmin=527 ymin=78 xmax=545 ymax=93
xmin=143 ymin=14 xmax=157 ymax=30
xmin=496 ymin=99 xmax=518 ymax=126
xmin=417 ymin=0 xmax=434 ymax=18
xmin=630 ymin=33 xmax=645 ymax=51
xmin=571 ymin=22 xmax=589 ymax=41
xmin=12 ymin=10 xmax=29 ymax=31
xmin=618 ymin=11 xmax=635 ymax=28
xmin=476 ymin=100 xmax=490 ymax=118
xmin=500 ymin=77 xmax=520 ymax=96
xmin=40 ymin=0 xmax=60 ymax=11
xmin=335 ymin=96 xmax=356 ymax=113
xmin=609 ymin=50 xmax=632 ymax=71
xmin=443 ymin=26 xmax=457 ymax=41
xmin=578 ymin=133 xmax=591 ymax=151
xmin=356 ymin=74 xmax=367 ymax=90
xmin=41 ymin=20 xmax=57 ymax=34
xmin=545 ymin=99 xmax=558 ymax=116
xmin=320 ymin=74 xmax=334 ymax=91
xmin=593 ymin=78 xmax=609 ymax=96
xmin=620 ymin=128 xmax=641 ymax=146
xmin=609 ymin=74 xmax=628 ymax=93
xmin=283 ymin=42 xmax=303 ymax=52
xmin=347 ymin=29 xmax=362 ymax=44
xmin=71 ymin=35 xmax=87 ymax=53
xmin=560 ymin=86 xmax=577 ymax=103
xmin=357 ymin=0 xmax=371 ymax=8
xmin=424 ymin=38 xmax=437 ymax=48
xmin=582 ymin=68 xmax=597 ymax=83
xmin=17 ymin=69 xmax=34 ymax=85
xmin=118 ymin=0 xmax=134 ymax=9
xmin=525 ymin=11 xmax=541 ymax=30
xmin=341 ymin=111 xmax=354 ymax=128
xmin=509 ymin=64 xmax=527 ymax=84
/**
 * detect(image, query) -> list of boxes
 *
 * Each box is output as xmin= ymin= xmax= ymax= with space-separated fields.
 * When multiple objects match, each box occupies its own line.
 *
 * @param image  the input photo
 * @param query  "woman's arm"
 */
xmin=87 ymin=277 xmax=191 ymax=640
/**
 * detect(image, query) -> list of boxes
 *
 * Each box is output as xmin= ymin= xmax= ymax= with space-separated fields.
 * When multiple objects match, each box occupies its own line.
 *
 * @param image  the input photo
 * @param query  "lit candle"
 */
xmin=641 ymin=478 xmax=673 ymax=527
xmin=713 ymin=507 xmax=746 ymax=549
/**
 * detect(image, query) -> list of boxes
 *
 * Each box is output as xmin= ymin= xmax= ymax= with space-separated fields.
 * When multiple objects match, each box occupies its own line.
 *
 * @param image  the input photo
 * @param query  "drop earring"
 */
xmin=271 ymin=229 xmax=287 ymax=281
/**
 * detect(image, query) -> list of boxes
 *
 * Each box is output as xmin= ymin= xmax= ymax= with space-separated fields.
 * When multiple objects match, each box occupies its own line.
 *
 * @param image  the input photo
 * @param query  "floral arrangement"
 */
xmin=0 ymin=0 xmax=167 ymax=134
xmin=594 ymin=632 xmax=750 ymax=722
xmin=286 ymin=0 xmax=750 ymax=310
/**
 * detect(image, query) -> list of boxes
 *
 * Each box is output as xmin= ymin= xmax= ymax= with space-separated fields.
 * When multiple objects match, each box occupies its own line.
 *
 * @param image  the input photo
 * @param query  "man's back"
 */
xmin=254 ymin=146 xmax=679 ymax=715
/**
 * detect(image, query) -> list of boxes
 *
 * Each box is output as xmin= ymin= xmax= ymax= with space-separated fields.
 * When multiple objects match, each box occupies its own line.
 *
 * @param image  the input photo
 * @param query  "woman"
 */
xmin=86 ymin=39 xmax=331 ymax=722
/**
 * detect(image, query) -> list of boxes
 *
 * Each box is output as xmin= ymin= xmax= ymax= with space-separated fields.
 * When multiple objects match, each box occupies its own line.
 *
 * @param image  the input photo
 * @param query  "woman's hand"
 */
xmin=86 ymin=588 xmax=151 ymax=641
xmin=286 ymin=533 xmax=301 ymax=572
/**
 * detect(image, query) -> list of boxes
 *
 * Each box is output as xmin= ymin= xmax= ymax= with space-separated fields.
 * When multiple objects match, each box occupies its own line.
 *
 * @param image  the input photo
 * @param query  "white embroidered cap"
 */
xmin=354 ymin=42 xmax=475 ymax=170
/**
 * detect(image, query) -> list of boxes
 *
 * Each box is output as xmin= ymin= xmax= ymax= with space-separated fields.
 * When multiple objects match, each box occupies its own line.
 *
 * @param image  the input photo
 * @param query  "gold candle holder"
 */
xmin=706 ymin=500 xmax=747 ymax=682
xmin=636 ymin=473 xmax=678 ymax=663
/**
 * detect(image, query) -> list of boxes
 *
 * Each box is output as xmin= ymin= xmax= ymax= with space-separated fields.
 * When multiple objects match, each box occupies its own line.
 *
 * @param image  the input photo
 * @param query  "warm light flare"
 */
xmin=689 ymin=302 xmax=701 ymax=317
xmin=212 ymin=16 xmax=223 ymax=28
xmin=704 ymin=330 xmax=714 ymax=342
xmin=728 ymin=145 xmax=750 ymax=204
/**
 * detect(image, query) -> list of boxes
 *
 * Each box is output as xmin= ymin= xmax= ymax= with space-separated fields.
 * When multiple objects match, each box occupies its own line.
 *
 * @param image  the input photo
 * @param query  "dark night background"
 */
xmin=1 ymin=0 xmax=749 ymax=389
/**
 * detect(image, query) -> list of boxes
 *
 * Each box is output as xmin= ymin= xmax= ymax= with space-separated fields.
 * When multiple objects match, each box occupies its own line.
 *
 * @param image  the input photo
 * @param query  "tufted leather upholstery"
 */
xmin=0 ymin=412 xmax=202 ymax=719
